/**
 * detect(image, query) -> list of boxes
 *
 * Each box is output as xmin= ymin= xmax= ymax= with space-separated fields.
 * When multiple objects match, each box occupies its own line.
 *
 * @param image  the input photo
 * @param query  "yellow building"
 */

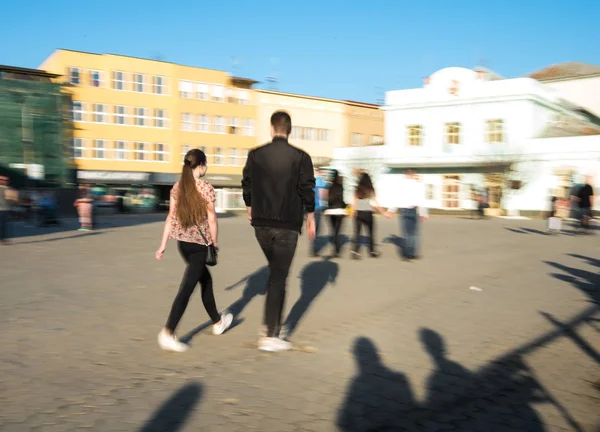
xmin=256 ymin=90 xmax=383 ymax=166
xmin=39 ymin=49 xmax=258 ymax=203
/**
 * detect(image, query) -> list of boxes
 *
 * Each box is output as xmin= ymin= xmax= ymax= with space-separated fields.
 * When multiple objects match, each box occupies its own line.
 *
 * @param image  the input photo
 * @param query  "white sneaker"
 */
xmin=258 ymin=337 xmax=292 ymax=352
xmin=158 ymin=330 xmax=189 ymax=352
xmin=213 ymin=312 xmax=233 ymax=335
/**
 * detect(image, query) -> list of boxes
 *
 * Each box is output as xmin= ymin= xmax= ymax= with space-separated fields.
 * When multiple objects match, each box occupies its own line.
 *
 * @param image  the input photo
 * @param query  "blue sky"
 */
xmin=2 ymin=0 xmax=599 ymax=103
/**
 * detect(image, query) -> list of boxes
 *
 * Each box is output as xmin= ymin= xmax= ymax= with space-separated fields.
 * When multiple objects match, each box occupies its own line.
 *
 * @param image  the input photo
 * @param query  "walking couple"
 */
xmin=155 ymin=111 xmax=316 ymax=353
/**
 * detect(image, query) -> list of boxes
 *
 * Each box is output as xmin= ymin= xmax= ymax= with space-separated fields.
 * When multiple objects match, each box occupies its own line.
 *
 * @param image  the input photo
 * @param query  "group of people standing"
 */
xmin=154 ymin=110 xmax=431 ymax=354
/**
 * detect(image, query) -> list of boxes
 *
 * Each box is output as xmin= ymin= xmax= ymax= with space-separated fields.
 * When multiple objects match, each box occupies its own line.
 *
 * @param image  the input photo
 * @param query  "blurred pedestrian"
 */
xmin=351 ymin=172 xmax=391 ymax=259
xmin=311 ymin=168 xmax=328 ymax=256
xmin=0 ymin=176 xmax=17 ymax=245
xmin=75 ymin=185 xmax=94 ymax=231
xmin=573 ymin=176 xmax=594 ymax=232
xmin=155 ymin=149 xmax=233 ymax=352
xmin=324 ymin=170 xmax=346 ymax=258
xmin=396 ymin=169 xmax=428 ymax=261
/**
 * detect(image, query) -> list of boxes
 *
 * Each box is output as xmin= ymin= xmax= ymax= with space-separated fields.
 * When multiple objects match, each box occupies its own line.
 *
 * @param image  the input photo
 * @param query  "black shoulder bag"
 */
xmin=199 ymin=230 xmax=218 ymax=266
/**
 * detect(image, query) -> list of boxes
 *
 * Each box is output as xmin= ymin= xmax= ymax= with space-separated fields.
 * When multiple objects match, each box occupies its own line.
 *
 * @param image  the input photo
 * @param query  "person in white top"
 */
xmin=394 ymin=169 xmax=428 ymax=261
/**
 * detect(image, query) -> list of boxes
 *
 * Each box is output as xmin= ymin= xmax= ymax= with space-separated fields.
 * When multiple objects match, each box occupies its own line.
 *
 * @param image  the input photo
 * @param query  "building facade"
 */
xmin=0 ymin=65 xmax=72 ymax=187
xmin=255 ymin=90 xmax=383 ymax=167
xmin=529 ymin=62 xmax=600 ymax=118
xmin=332 ymin=66 xmax=600 ymax=214
xmin=39 ymin=49 xmax=258 ymax=206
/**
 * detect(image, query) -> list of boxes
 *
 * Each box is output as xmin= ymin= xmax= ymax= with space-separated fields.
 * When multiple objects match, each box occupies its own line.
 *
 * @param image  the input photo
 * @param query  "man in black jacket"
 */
xmin=242 ymin=111 xmax=316 ymax=352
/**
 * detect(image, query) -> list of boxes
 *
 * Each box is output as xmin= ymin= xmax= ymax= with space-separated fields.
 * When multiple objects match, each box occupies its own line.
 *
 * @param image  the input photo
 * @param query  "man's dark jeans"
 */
xmin=400 ymin=208 xmax=419 ymax=259
xmin=255 ymin=226 xmax=299 ymax=337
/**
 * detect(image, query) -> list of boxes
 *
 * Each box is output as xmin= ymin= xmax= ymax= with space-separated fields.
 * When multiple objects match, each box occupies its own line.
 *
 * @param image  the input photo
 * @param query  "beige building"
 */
xmin=344 ymin=100 xmax=384 ymax=147
xmin=256 ymin=90 xmax=383 ymax=166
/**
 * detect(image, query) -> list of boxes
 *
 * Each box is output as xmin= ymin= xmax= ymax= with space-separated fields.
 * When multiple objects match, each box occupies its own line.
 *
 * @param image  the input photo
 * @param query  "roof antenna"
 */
xmin=230 ymin=56 xmax=240 ymax=76
xmin=266 ymin=57 xmax=279 ymax=91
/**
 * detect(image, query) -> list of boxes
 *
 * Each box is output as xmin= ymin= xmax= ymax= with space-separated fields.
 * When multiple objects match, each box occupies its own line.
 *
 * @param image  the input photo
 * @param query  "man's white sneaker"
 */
xmin=258 ymin=337 xmax=292 ymax=352
xmin=213 ymin=312 xmax=234 ymax=335
xmin=158 ymin=330 xmax=188 ymax=352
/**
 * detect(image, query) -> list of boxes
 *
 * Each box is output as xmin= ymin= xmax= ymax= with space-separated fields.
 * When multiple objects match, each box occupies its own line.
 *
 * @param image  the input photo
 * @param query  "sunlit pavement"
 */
xmin=1 ymin=215 xmax=598 ymax=431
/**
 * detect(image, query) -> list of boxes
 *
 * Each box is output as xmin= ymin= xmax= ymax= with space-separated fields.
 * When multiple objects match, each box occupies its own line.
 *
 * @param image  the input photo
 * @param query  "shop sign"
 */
xmin=77 ymin=171 xmax=150 ymax=182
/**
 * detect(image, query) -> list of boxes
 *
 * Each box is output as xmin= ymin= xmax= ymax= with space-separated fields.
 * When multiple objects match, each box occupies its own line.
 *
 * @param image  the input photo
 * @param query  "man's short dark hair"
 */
xmin=271 ymin=111 xmax=292 ymax=135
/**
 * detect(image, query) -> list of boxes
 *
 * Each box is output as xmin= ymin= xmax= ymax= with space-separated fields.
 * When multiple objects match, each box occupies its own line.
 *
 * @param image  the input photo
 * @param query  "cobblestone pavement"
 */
xmin=1 ymin=214 xmax=599 ymax=431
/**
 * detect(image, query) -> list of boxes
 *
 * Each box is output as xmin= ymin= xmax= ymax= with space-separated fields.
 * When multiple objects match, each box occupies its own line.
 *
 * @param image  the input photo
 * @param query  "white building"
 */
xmin=332 ymin=66 xmax=600 ymax=215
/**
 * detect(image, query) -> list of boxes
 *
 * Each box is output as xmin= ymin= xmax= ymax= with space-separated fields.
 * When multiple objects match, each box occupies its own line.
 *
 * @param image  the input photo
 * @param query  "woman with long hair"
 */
xmin=324 ymin=170 xmax=347 ymax=258
xmin=155 ymin=149 xmax=233 ymax=352
xmin=351 ymin=172 xmax=391 ymax=259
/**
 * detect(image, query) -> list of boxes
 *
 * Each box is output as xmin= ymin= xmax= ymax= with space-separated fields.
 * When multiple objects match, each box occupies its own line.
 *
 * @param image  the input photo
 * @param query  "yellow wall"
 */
xmin=39 ymin=49 xmax=257 ymax=180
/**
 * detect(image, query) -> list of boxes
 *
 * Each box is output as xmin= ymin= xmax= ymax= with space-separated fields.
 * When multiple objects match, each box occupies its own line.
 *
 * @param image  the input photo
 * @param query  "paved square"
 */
xmin=1 ymin=215 xmax=599 ymax=431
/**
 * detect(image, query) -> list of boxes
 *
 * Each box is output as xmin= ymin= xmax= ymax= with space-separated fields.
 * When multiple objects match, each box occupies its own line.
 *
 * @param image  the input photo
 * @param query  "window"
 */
xmin=319 ymin=129 xmax=330 ymax=142
xmin=90 ymin=70 xmax=102 ymax=87
xmin=94 ymin=104 xmax=105 ymax=123
xmin=155 ymin=143 xmax=169 ymax=162
xmin=239 ymin=148 xmax=248 ymax=164
xmin=154 ymin=76 xmax=166 ymax=95
xmin=291 ymin=126 xmax=301 ymax=140
xmin=179 ymin=80 xmax=193 ymax=98
xmin=351 ymin=133 xmax=364 ymax=147
xmin=115 ymin=141 xmax=127 ymax=160
xmin=426 ymin=184 xmax=435 ymax=200
xmin=134 ymin=142 xmax=146 ymax=160
xmin=442 ymin=175 xmax=461 ymax=208
xmin=73 ymin=138 xmax=84 ymax=158
xmin=196 ymin=83 xmax=209 ymax=100
xmin=181 ymin=113 xmax=193 ymax=131
xmin=215 ymin=116 xmax=224 ymax=133
xmin=239 ymin=90 xmax=249 ymax=105
xmin=445 ymin=122 xmax=461 ymax=145
xmin=198 ymin=114 xmax=209 ymax=132
xmin=228 ymin=148 xmax=237 ymax=165
xmin=245 ymin=118 xmax=254 ymax=136
xmin=229 ymin=117 xmax=239 ymax=135
xmin=93 ymin=139 xmax=105 ymax=159
xmin=212 ymin=85 xmax=224 ymax=102
xmin=114 ymin=106 xmax=126 ymax=125
xmin=155 ymin=109 xmax=167 ymax=128
xmin=69 ymin=67 xmax=80 ymax=85
xmin=72 ymin=101 xmax=83 ymax=121
xmin=181 ymin=145 xmax=191 ymax=161
xmin=371 ymin=135 xmax=383 ymax=144
xmin=134 ymin=74 xmax=144 ymax=92
xmin=135 ymin=108 xmax=146 ymax=126
xmin=406 ymin=125 xmax=423 ymax=146
xmin=214 ymin=147 xmax=223 ymax=165
xmin=112 ymin=71 xmax=125 ymax=90
xmin=485 ymin=119 xmax=504 ymax=144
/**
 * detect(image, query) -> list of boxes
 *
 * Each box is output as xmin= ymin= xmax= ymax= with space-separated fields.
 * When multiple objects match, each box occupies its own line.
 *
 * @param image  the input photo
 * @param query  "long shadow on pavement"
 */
xmin=284 ymin=258 xmax=339 ymax=337
xmin=14 ymin=231 xmax=105 ymax=245
xmin=180 ymin=267 xmax=268 ymax=344
xmin=338 ymin=255 xmax=600 ymax=431
xmin=138 ymin=382 xmax=202 ymax=432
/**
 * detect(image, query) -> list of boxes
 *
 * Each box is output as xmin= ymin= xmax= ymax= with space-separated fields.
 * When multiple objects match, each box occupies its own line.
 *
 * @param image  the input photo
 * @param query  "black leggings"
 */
xmin=165 ymin=241 xmax=220 ymax=333
xmin=328 ymin=215 xmax=345 ymax=254
xmin=353 ymin=211 xmax=374 ymax=254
